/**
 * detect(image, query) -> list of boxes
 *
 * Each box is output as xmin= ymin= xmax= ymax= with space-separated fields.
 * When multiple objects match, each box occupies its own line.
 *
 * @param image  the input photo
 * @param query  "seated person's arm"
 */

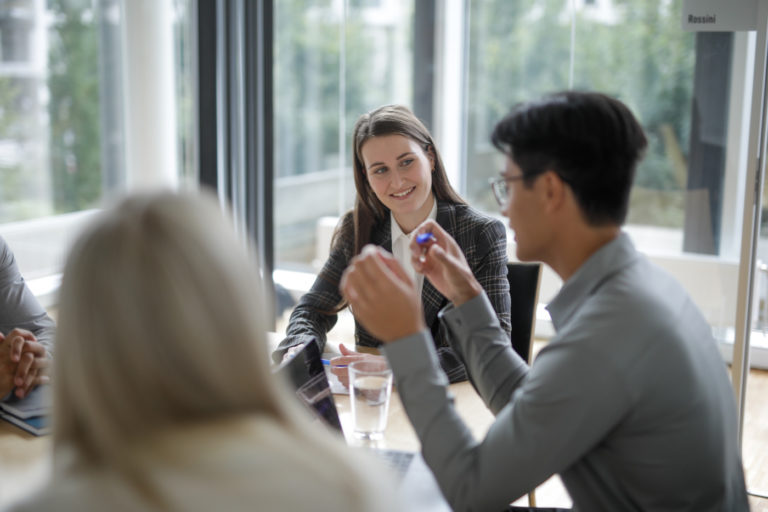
xmin=410 ymin=219 xmax=524 ymax=407
xmin=0 ymin=237 xmax=54 ymax=398
xmin=273 ymin=234 xmax=354 ymax=363
xmin=385 ymin=324 xmax=629 ymax=511
xmin=328 ymin=343 xmax=379 ymax=388
xmin=273 ymin=287 xmax=340 ymax=363
xmin=275 ymin=214 xmax=363 ymax=365
xmin=341 ymin=244 xmax=630 ymax=511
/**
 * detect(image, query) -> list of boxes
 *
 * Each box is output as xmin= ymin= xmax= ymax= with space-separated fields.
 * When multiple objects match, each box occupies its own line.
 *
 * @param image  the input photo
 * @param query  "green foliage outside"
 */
xmin=47 ymin=0 xmax=102 ymax=214
xmin=465 ymin=0 xmax=694 ymax=228
xmin=0 ymin=76 xmax=52 ymax=221
xmin=273 ymin=0 xmax=414 ymax=262
xmin=274 ymin=0 xmax=413 ymax=179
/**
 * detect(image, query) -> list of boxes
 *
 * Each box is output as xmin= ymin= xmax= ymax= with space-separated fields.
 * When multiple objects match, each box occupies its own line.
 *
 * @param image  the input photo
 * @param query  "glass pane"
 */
xmin=466 ymin=0 xmax=751 ymax=334
xmin=0 ymin=0 xmax=194 ymax=279
xmin=273 ymin=0 xmax=414 ymax=270
xmin=173 ymin=0 xmax=197 ymax=187
xmin=745 ymin=155 xmax=768 ymax=497
xmin=572 ymin=3 xmax=695 ymax=238
xmin=465 ymin=0 xmax=573 ymax=214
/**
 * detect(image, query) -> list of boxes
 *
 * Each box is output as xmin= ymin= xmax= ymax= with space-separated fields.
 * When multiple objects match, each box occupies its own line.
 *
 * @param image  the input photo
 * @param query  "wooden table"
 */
xmin=332 ymin=341 xmax=497 ymax=450
xmin=0 ymin=380 xmax=494 ymax=509
xmin=0 ymin=334 xmax=568 ymax=509
xmin=0 ymin=420 xmax=51 ymax=506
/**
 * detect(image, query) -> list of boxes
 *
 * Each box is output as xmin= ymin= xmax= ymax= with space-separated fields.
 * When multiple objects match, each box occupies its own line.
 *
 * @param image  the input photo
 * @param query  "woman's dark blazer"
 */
xmin=275 ymin=201 xmax=511 ymax=383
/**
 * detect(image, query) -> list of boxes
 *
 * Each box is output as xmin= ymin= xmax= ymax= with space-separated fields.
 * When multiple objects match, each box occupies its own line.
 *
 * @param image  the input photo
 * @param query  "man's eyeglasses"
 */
xmin=489 ymin=175 xmax=526 ymax=209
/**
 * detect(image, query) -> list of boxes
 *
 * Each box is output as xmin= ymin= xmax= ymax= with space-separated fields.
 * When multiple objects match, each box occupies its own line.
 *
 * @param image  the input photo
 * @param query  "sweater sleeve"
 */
xmin=0 ymin=236 xmax=55 ymax=354
xmin=384 ymin=293 xmax=632 ymax=511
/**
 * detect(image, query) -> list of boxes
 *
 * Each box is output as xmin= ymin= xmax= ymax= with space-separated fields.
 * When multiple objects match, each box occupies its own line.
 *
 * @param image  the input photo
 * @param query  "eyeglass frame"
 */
xmin=489 ymin=169 xmax=546 ymax=209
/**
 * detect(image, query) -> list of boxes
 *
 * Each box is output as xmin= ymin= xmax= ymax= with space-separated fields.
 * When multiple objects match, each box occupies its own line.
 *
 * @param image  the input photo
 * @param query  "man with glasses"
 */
xmin=340 ymin=91 xmax=748 ymax=511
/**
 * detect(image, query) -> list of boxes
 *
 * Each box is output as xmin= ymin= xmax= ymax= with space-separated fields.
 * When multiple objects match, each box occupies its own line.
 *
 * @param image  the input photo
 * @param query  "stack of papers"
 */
xmin=0 ymin=385 xmax=51 ymax=436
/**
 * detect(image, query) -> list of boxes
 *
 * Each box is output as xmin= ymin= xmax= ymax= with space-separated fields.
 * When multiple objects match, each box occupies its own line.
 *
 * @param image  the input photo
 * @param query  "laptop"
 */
xmin=273 ymin=338 xmax=452 ymax=511
xmin=272 ymin=336 xmax=343 ymax=432
xmin=272 ymin=338 xmax=415 ymax=473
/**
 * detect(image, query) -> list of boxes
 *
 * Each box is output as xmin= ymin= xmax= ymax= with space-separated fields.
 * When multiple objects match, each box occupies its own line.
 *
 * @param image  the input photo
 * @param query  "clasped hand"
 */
xmin=0 ymin=328 xmax=50 ymax=399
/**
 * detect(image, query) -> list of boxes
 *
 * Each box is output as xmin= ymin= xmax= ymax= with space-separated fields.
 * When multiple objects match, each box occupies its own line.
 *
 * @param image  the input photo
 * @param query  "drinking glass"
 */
xmin=348 ymin=360 xmax=393 ymax=440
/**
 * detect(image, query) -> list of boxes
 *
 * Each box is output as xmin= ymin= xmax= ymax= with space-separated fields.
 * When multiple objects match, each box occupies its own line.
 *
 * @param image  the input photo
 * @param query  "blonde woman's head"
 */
xmin=54 ymin=190 xmax=283 ymax=462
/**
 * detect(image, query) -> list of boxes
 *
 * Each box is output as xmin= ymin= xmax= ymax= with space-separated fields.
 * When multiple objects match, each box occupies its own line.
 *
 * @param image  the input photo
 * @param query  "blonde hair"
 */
xmin=53 ymin=190 xmax=369 ymax=506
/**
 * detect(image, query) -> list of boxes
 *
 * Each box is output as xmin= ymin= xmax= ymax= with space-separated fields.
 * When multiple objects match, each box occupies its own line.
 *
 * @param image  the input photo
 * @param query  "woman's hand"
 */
xmin=329 ymin=344 xmax=382 ymax=388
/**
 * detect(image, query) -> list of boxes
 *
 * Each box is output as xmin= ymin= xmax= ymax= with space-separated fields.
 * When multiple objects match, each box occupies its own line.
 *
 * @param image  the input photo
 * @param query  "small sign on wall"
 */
xmin=682 ymin=0 xmax=758 ymax=31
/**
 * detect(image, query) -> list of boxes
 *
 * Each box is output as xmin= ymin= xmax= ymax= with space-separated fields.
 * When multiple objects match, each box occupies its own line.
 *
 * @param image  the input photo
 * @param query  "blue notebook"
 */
xmin=0 ymin=385 xmax=51 ymax=436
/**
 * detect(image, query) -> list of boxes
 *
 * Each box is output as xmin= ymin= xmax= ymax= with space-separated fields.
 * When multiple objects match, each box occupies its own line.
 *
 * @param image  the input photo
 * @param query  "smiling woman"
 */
xmin=274 ymin=104 xmax=512 ymax=384
xmin=361 ymin=134 xmax=436 ymax=233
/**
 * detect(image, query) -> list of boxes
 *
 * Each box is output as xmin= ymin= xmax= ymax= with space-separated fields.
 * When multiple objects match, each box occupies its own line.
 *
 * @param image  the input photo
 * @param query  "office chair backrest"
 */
xmin=506 ymin=262 xmax=542 ymax=363
xmin=507 ymin=262 xmax=544 ymax=508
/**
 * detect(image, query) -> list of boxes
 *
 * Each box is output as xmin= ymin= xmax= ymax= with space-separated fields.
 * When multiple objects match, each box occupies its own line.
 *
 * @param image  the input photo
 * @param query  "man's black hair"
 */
xmin=491 ymin=91 xmax=648 ymax=226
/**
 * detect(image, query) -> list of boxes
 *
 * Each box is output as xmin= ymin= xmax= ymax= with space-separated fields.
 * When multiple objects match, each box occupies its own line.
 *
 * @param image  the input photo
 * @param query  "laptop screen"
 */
xmin=272 ymin=338 xmax=343 ymax=433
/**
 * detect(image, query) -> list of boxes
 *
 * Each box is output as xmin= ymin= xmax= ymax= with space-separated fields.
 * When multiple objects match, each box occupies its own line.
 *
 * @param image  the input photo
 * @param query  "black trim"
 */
xmin=196 ymin=0 xmax=219 ymax=190
xmin=246 ymin=0 xmax=275 ymax=325
xmin=195 ymin=0 xmax=275 ymax=325
xmin=413 ymin=0 xmax=436 ymax=130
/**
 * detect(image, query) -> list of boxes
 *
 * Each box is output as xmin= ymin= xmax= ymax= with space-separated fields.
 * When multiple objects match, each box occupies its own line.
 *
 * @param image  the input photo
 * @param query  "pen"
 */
xmin=416 ymin=232 xmax=436 ymax=245
xmin=321 ymin=358 xmax=347 ymax=368
xmin=416 ymin=232 xmax=437 ymax=262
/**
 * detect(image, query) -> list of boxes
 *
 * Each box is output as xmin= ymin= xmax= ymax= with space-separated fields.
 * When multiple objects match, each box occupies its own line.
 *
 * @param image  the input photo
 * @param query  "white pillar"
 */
xmin=121 ymin=0 xmax=178 ymax=189
xmin=433 ymin=0 xmax=466 ymax=193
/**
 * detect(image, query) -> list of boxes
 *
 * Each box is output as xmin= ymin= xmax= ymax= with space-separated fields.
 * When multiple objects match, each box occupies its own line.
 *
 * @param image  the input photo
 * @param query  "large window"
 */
xmin=465 ymin=0 xmax=695 ymax=235
xmin=273 ymin=0 xmax=414 ymax=270
xmin=0 ymin=0 xmax=195 ymax=284
xmin=271 ymin=0 xmax=762 ymax=363
xmin=464 ymin=0 xmax=756 ymax=340
xmin=0 ymin=0 xmax=57 ymax=223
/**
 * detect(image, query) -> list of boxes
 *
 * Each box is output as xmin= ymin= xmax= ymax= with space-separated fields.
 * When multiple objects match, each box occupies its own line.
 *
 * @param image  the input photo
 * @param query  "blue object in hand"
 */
xmin=321 ymin=358 xmax=347 ymax=368
xmin=416 ymin=232 xmax=436 ymax=245
xmin=416 ymin=232 xmax=437 ymax=263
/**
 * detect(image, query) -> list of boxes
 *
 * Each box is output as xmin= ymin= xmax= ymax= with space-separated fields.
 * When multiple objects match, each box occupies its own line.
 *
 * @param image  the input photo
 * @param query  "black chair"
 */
xmin=506 ymin=262 xmax=542 ymax=364
xmin=506 ymin=262 xmax=543 ymax=508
